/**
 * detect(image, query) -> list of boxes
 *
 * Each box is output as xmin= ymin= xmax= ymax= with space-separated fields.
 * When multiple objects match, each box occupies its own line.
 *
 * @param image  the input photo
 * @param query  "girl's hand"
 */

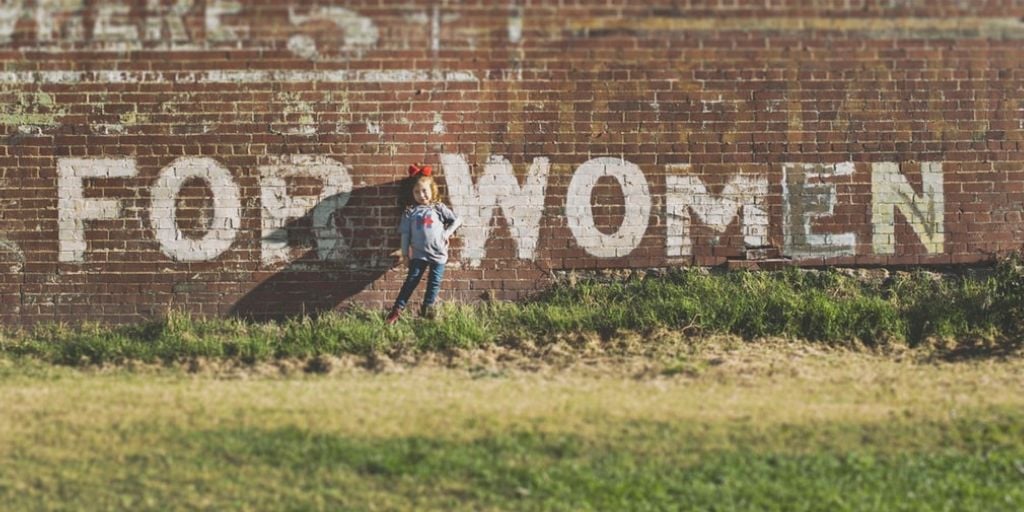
xmin=392 ymin=249 xmax=407 ymax=265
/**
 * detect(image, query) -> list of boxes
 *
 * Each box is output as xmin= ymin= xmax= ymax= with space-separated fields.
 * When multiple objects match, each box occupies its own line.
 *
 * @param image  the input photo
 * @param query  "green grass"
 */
xmin=3 ymin=344 xmax=1023 ymax=511
xmin=3 ymin=257 xmax=1023 ymax=510
xmin=5 ymin=414 xmax=1023 ymax=511
xmin=2 ymin=256 xmax=1024 ymax=366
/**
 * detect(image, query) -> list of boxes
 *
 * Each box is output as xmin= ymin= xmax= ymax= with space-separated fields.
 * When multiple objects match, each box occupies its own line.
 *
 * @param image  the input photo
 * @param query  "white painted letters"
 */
xmin=93 ymin=3 xmax=136 ymax=44
xmin=51 ymin=154 xmax=953 ymax=267
xmin=144 ymin=0 xmax=191 ymax=43
xmin=442 ymin=153 xmax=550 ymax=267
xmin=782 ymin=162 xmax=856 ymax=258
xmin=37 ymin=0 xmax=85 ymax=44
xmin=206 ymin=0 xmax=247 ymax=43
xmin=259 ymin=154 xmax=353 ymax=265
xmin=151 ymin=157 xmax=241 ymax=262
xmin=0 ymin=0 xmax=23 ymax=43
xmin=567 ymin=157 xmax=651 ymax=258
xmin=57 ymin=158 xmax=138 ymax=262
xmin=665 ymin=165 xmax=767 ymax=257
xmin=288 ymin=6 xmax=378 ymax=59
xmin=872 ymin=162 xmax=945 ymax=254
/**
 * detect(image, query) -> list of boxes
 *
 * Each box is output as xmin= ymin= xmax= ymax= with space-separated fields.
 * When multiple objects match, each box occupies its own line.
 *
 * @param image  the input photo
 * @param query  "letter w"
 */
xmin=440 ymin=154 xmax=550 ymax=267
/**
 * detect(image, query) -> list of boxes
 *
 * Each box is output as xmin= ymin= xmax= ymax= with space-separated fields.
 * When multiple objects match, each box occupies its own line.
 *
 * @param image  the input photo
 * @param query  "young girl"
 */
xmin=386 ymin=163 xmax=462 ymax=324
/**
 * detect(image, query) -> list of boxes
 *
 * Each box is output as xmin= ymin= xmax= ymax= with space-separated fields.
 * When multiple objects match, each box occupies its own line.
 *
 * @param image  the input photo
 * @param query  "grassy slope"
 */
xmin=5 ymin=264 xmax=1022 ymax=368
xmin=2 ymin=345 xmax=1023 ymax=511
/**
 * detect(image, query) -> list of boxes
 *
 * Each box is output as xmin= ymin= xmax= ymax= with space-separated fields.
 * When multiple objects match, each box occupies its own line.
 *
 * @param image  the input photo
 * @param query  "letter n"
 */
xmin=871 ymin=162 xmax=944 ymax=254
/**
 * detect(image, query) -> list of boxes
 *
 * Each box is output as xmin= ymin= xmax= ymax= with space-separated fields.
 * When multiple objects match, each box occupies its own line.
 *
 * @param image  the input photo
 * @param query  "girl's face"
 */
xmin=412 ymin=181 xmax=433 ymax=205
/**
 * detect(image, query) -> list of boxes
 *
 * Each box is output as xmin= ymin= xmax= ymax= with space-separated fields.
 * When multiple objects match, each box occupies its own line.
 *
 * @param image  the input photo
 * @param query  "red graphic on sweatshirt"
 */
xmin=419 ymin=216 xmax=434 ymax=229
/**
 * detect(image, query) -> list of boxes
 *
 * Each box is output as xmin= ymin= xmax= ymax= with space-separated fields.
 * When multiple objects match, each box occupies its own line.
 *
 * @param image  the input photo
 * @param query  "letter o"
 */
xmin=151 ymin=157 xmax=241 ymax=262
xmin=565 ymin=157 xmax=651 ymax=258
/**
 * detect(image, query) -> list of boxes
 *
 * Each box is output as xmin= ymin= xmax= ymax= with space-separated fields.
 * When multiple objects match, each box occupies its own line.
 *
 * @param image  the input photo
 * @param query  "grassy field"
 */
xmin=3 ymin=263 xmax=1024 ymax=510
xmin=2 ymin=339 xmax=1023 ymax=511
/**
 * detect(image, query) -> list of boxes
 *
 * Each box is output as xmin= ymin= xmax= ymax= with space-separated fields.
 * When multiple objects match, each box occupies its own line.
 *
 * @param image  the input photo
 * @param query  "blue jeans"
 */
xmin=393 ymin=259 xmax=446 ymax=310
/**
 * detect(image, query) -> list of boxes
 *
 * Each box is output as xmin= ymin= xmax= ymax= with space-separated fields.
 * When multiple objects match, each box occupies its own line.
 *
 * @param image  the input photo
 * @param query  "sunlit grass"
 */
xmin=3 ymin=259 xmax=1023 ymax=367
xmin=2 ymin=346 xmax=1023 ymax=511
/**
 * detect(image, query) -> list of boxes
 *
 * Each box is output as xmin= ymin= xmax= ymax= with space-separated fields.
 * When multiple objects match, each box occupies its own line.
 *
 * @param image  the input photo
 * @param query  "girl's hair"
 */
xmin=399 ymin=175 xmax=443 ymax=210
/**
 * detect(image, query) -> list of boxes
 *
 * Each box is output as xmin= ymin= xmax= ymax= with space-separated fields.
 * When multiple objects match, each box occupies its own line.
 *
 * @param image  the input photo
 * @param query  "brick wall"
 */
xmin=2 ymin=1 xmax=1024 ymax=324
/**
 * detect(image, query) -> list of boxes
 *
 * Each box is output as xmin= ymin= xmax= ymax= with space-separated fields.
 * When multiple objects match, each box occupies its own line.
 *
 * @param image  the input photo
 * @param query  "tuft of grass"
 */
xmin=994 ymin=251 xmax=1024 ymax=335
xmin=412 ymin=305 xmax=494 ymax=351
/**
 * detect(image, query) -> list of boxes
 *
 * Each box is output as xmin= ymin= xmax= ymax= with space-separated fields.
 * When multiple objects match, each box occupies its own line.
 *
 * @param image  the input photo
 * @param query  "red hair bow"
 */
xmin=408 ymin=163 xmax=432 ymax=177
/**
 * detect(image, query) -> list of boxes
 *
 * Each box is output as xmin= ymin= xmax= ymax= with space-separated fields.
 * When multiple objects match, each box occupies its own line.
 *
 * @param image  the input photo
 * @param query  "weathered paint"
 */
xmin=432 ymin=113 xmax=446 ymax=134
xmin=35 ymin=0 xmax=86 ymax=45
xmin=0 ymin=236 xmax=23 ymax=273
xmin=0 ymin=89 xmax=65 ymax=133
xmin=441 ymin=153 xmax=550 ymax=267
xmin=508 ymin=4 xmax=523 ymax=44
xmin=57 ymin=158 xmax=138 ymax=263
xmin=430 ymin=5 xmax=441 ymax=52
xmin=272 ymin=92 xmax=317 ymax=136
xmin=872 ymin=162 xmax=945 ymax=255
xmin=0 ymin=0 xmax=20 ymax=43
xmin=3 ymin=0 xmax=379 ymax=51
xmin=94 ymin=3 xmax=138 ymax=44
xmin=31 ymin=0 xmax=192 ymax=49
xmin=260 ymin=155 xmax=353 ymax=265
xmin=0 ymin=70 xmax=479 ymax=84
xmin=151 ymin=157 xmax=241 ymax=262
xmin=554 ymin=15 xmax=1024 ymax=39
xmin=665 ymin=165 xmax=768 ymax=258
xmin=287 ymin=5 xmax=378 ymax=58
xmin=566 ymin=158 xmax=651 ymax=259
xmin=206 ymin=0 xmax=247 ymax=43
xmin=782 ymin=162 xmax=857 ymax=259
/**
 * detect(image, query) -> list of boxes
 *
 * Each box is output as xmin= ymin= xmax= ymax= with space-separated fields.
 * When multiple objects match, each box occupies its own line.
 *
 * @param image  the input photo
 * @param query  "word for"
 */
xmin=57 ymin=154 xmax=945 ymax=265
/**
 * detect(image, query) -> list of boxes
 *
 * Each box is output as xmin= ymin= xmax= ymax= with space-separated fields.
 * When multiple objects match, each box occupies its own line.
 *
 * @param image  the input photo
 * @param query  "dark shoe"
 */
xmin=419 ymin=305 xmax=437 ymax=320
xmin=385 ymin=306 xmax=402 ymax=325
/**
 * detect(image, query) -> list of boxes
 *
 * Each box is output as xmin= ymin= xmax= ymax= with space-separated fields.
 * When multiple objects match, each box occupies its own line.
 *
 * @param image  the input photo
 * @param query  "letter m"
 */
xmin=665 ymin=164 xmax=768 ymax=257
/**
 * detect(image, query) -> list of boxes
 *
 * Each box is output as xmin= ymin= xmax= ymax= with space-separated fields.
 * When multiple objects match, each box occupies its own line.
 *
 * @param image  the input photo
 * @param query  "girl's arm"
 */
xmin=438 ymin=203 xmax=462 ymax=240
xmin=398 ymin=210 xmax=412 ymax=262
xmin=443 ymin=215 xmax=462 ymax=240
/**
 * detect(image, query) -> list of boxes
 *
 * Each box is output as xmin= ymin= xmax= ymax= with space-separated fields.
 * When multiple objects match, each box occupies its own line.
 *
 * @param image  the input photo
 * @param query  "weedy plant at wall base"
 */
xmin=2 ymin=253 xmax=1024 ymax=368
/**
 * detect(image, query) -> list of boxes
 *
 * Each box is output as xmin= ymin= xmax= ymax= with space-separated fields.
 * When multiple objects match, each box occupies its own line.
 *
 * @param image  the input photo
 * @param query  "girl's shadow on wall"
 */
xmin=228 ymin=179 xmax=408 ymax=321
